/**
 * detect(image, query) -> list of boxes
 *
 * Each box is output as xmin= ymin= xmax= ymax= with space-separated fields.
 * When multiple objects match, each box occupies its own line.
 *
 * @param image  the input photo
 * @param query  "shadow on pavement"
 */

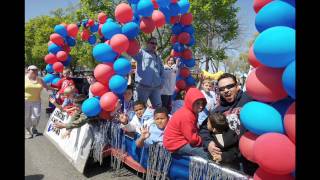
xmin=25 ymin=174 xmax=44 ymax=180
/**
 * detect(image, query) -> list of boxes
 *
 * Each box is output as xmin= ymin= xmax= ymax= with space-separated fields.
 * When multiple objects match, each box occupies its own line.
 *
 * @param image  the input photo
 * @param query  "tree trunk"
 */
xmin=205 ymin=57 xmax=210 ymax=71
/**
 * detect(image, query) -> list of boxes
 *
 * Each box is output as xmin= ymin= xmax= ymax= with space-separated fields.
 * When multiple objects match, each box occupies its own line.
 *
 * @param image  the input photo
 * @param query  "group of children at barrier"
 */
xmin=47 ymin=72 xmax=246 ymax=174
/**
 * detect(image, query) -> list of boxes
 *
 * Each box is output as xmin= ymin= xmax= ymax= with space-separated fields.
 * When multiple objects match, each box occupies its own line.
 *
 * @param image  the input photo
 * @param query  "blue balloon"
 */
xmin=176 ymin=75 xmax=185 ymax=81
xmin=137 ymin=0 xmax=154 ymax=17
xmin=101 ymin=21 xmax=122 ymax=40
xmin=82 ymin=97 xmax=101 ymax=117
xmin=122 ymin=22 xmax=140 ymax=39
xmin=52 ymin=77 xmax=61 ymax=85
xmin=63 ymin=56 xmax=72 ymax=66
xmin=187 ymin=35 xmax=195 ymax=46
xmin=178 ymin=0 xmax=190 ymax=14
xmin=255 ymin=0 xmax=295 ymax=33
xmin=253 ymin=26 xmax=295 ymax=68
xmin=66 ymin=36 xmax=76 ymax=47
xmin=43 ymin=73 xmax=57 ymax=84
xmin=240 ymin=101 xmax=284 ymax=135
xmin=172 ymin=23 xmax=183 ymax=35
xmin=54 ymin=25 xmax=68 ymax=37
xmin=129 ymin=0 xmax=139 ymax=5
xmin=109 ymin=75 xmax=128 ymax=94
xmin=88 ymin=35 xmax=97 ymax=45
xmin=173 ymin=42 xmax=185 ymax=52
xmin=132 ymin=14 xmax=141 ymax=24
xmin=182 ymin=25 xmax=194 ymax=35
xmin=183 ymin=59 xmax=195 ymax=68
xmin=157 ymin=0 xmax=170 ymax=8
xmin=282 ymin=60 xmax=295 ymax=99
xmin=90 ymin=22 xmax=99 ymax=32
xmin=159 ymin=6 xmax=171 ymax=23
xmin=93 ymin=43 xmax=118 ymax=63
xmin=106 ymin=18 xmax=114 ymax=23
xmin=270 ymin=96 xmax=294 ymax=119
xmin=113 ymin=57 xmax=132 ymax=76
xmin=45 ymin=64 xmax=54 ymax=73
xmin=169 ymin=2 xmax=181 ymax=16
xmin=279 ymin=0 xmax=295 ymax=7
xmin=82 ymin=19 xmax=88 ymax=27
xmin=48 ymin=43 xmax=62 ymax=54
xmin=186 ymin=75 xmax=196 ymax=86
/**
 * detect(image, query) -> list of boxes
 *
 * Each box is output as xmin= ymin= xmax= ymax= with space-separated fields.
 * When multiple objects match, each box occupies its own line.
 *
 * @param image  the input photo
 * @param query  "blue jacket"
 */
xmin=133 ymin=49 xmax=164 ymax=88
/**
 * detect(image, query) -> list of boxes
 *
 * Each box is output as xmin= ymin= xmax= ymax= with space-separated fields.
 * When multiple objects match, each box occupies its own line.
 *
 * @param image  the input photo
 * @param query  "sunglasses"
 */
xmin=219 ymin=83 xmax=236 ymax=92
xmin=148 ymin=41 xmax=157 ymax=45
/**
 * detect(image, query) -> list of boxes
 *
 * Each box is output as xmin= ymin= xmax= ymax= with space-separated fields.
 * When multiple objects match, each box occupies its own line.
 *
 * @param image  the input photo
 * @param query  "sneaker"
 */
xmin=32 ymin=127 xmax=39 ymax=135
xmin=25 ymin=129 xmax=33 ymax=139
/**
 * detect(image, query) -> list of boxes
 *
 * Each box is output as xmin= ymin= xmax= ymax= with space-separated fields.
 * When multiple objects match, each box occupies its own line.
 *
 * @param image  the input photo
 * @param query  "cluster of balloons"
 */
xmin=239 ymin=0 xmax=296 ymax=179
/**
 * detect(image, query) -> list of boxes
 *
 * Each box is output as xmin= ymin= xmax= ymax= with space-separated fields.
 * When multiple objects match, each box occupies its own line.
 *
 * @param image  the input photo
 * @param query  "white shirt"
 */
xmin=120 ymin=108 xmax=154 ymax=134
xmin=161 ymin=64 xmax=178 ymax=95
xmin=201 ymin=90 xmax=217 ymax=111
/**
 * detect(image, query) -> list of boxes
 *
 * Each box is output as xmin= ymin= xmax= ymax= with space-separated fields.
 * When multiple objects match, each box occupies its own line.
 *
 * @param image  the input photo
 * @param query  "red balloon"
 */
xmin=253 ymin=133 xmax=295 ymax=175
xmin=44 ymin=54 xmax=58 ymax=64
xmin=115 ymin=3 xmax=133 ymax=24
xmin=56 ymin=51 xmax=68 ymax=61
xmin=110 ymin=34 xmax=129 ymax=54
xmin=63 ymin=45 xmax=71 ymax=54
xmin=254 ymin=167 xmax=294 ymax=180
xmin=253 ymin=0 xmax=273 ymax=13
xmin=248 ymin=46 xmax=263 ymax=68
xmin=170 ymin=49 xmax=181 ymax=57
xmin=178 ymin=32 xmax=190 ymax=44
xmin=176 ymin=80 xmax=187 ymax=90
xmin=152 ymin=10 xmax=166 ymax=28
xmin=246 ymin=66 xmax=288 ymax=102
xmin=179 ymin=67 xmax=190 ymax=78
xmin=284 ymin=102 xmax=295 ymax=144
xmin=100 ymin=92 xmax=119 ymax=111
xmin=180 ymin=13 xmax=193 ymax=25
xmin=90 ymin=82 xmax=109 ymax=97
xmin=67 ymin=24 xmax=79 ymax=38
xmin=170 ymin=35 xmax=178 ymax=44
xmin=53 ymin=62 xmax=64 ymax=73
xmin=94 ymin=63 xmax=115 ymax=85
xmin=140 ymin=17 xmax=155 ymax=34
xmin=98 ymin=24 xmax=103 ymax=37
xmin=126 ymin=39 xmax=141 ymax=56
xmin=87 ymin=19 xmax=94 ymax=27
xmin=182 ymin=49 xmax=192 ymax=59
xmin=98 ymin=12 xmax=107 ymax=24
xmin=170 ymin=16 xmax=180 ymax=24
xmin=151 ymin=0 xmax=159 ymax=9
xmin=239 ymin=132 xmax=259 ymax=162
xmin=81 ymin=29 xmax=90 ymax=41
xmin=99 ymin=110 xmax=112 ymax=120
xmin=50 ymin=33 xmax=64 ymax=46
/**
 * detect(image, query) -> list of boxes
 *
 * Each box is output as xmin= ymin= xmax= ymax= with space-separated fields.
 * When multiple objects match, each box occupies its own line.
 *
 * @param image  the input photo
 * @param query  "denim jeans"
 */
xmin=175 ymin=144 xmax=210 ymax=160
xmin=161 ymin=95 xmax=172 ymax=113
xmin=136 ymin=84 xmax=162 ymax=108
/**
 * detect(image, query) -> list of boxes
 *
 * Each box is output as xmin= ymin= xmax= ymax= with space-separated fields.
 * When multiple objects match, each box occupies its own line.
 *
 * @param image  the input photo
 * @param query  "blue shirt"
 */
xmin=133 ymin=49 xmax=164 ymax=88
xmin=145 ymin=123 xmax=165 ymax=145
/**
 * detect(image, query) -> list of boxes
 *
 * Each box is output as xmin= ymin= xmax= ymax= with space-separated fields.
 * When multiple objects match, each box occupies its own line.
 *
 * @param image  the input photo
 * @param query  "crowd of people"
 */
xmin=25 ymin=37 xmax=257 ymax=176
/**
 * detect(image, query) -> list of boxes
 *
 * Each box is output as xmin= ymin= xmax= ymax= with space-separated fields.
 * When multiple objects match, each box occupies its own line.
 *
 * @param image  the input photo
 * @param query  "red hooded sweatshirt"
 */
xmin=163 ymin=88 xmax=207 ymax=152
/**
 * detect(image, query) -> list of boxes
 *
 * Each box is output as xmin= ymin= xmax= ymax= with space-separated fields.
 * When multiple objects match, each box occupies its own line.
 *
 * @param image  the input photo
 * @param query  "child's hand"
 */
xmin=213 ymin=154 xmax=222 ymax=163
xmin=140 ymin=125 xmax=150 ymax=140
xmin=49 ymin=97 xmax=56 ymax=104
xmin=53 ymin=122 xmax=67 ymax=129
xmin=62 ymin=130 xmax=71 ymax=139
xmin=118 ymin=113 xmax=129 ymax=124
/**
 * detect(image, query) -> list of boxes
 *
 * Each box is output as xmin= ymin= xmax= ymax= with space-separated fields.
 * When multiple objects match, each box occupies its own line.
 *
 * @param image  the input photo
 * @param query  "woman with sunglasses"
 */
xmin=25 ymin=65 xmax=53 ymax=139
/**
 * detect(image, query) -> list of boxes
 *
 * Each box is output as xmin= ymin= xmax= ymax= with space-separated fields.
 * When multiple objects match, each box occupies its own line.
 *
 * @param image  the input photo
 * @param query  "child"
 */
xmin=122 ymin=85 xmax=135 ymax=120
xmin=204 ymin=112 xmax=240 ymax=169
xmin=51 ymin=68 xmax=76 ymax=104
xmin=163 ymin=88 xmax=209 ymax=159
xmin=198 ymin=79 xmax=218 ymax=126
xmin=49 ymin=86 xmax=78 ymax=116
xmin=171 ymin=90 xmax=186 ymax=115
xmin=118 ymin=100 xmax=154 ymax=134
xmin=52 ymin=94 xmax=100 ymax=138
xmin=136 ymin=107 xmax=170 ymax=148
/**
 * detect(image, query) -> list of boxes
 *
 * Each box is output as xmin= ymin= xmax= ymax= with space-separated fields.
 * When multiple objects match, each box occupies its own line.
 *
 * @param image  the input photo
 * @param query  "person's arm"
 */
xmin=159 ymin=58 xmax=165 ymax=88
xmin=181 ymin=118 xmax=202 ymax=147
xmin=49 ymin=97 xmax=63 ymax=111
xmin=50 ymin=78 xmax=63 ymax=89
xmin=132 ymin=49 xmax=143 ymax=63
xmin=135 ymin=126 xmax=150 ymax=148
xmin=39 ymin=78 xmax=56 ymax=91
xmin=221 ymin=146 xmax=240 ymax=163
xmin=119 ymin=113 xmax=137 ymax=132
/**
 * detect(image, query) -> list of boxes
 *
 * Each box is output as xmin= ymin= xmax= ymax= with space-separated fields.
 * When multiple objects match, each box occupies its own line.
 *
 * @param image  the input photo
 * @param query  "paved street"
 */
xmin=25 ymin=90 xmax=142 ymax=180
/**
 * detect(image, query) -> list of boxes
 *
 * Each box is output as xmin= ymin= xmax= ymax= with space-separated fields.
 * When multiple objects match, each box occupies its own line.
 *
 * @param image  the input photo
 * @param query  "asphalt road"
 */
xmin=25 ymin=90 xmax=142 ymax=180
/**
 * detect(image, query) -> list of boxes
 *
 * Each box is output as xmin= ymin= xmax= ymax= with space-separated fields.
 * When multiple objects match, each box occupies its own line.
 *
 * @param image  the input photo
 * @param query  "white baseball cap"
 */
xmin=27 ymin=65 xmax=38 ymax=70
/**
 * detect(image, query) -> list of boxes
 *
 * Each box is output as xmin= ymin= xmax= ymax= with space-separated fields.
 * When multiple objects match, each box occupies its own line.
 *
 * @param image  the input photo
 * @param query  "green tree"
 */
xmin=190 ymin=0 xmax=239 ymax=72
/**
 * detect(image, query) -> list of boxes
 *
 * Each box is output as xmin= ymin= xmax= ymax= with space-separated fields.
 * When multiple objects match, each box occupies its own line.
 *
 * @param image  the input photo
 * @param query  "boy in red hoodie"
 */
xmin=163 ymin=87 xmax=209 ymax=159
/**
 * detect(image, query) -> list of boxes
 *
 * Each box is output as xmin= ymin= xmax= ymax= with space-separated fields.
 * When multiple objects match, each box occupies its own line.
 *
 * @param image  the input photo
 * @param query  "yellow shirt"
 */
xmin=25 ymin=76 xmax=43 ymax=102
